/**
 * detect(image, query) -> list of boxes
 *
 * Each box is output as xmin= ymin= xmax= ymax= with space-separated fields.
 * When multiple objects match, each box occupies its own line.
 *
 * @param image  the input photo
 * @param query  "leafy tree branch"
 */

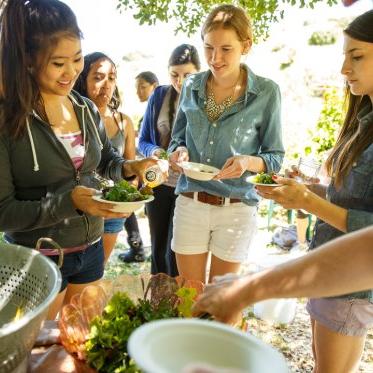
xmin=116 ymin=0 xmax=338 ymax=40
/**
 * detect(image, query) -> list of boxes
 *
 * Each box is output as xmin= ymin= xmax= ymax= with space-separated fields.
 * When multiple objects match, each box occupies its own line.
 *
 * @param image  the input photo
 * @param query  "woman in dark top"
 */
xmin=0 ymin=0 xmax=156 ymax=318
xmin=138 ymin=44 xmax=200 ymax=276
xmin=74 ymin=52 xmax=138 ymax=264
xmin=257 ymin=10 xmax=373 ymax=372
xmin=119 ymin=71 xmax=159 ymax=263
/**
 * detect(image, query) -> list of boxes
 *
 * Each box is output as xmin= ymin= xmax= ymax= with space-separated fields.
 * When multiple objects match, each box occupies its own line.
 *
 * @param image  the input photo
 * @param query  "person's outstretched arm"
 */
xmin=192 ymin=227 xmax=373 ymax=324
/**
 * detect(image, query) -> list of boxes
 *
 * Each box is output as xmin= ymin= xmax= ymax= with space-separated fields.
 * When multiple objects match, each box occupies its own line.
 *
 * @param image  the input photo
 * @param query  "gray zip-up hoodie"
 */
xmin=0 ymin=91 xmax=125 ymax=248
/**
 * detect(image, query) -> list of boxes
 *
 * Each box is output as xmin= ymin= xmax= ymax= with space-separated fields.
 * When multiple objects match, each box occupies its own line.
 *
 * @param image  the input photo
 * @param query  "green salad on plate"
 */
xmin=253 ymin=172 xmax=277 ymax=185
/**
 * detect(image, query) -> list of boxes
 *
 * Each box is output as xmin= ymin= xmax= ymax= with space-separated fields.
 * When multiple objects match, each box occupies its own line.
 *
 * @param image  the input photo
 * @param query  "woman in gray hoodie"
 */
xmin=0 ymin=0 xmax=157 ymax=319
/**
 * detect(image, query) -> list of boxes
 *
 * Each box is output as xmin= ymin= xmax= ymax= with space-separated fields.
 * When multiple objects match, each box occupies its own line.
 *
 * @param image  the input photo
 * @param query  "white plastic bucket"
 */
xmin=250 ymin=251 xmax=301 ymax=324
xmin=253 ymin=298 xmax=297 ymax=324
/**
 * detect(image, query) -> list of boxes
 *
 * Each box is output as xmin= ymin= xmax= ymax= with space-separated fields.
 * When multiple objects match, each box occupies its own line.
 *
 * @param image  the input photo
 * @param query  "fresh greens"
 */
xmin=103 ymin=180 xmax=152 ymax=202
xmin=158 ymin=149 xmax=169 ymax=160
xmin=85 ymin=290 xmax=192 ymax=372
xmin=253 ymin=172 xmax=277 ymax=185
xmin=176 ymin=287 xmax=197 ymax=318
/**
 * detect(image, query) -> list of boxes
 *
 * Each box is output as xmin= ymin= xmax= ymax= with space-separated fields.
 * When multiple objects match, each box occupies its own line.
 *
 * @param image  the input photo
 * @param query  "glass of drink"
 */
xmin=296 ymin=157 xmax=321 ymax=184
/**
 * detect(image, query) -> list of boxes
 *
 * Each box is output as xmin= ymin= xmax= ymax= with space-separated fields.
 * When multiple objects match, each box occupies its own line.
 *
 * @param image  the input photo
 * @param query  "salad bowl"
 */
xmin=92 ymin=194 xmax=154 ymax=213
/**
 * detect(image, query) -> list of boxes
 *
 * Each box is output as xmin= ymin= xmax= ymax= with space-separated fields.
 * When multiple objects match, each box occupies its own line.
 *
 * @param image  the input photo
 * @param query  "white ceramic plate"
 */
xmin=128 ymin=319 xmax=289 ymax=373
xmin=180 ymin=161 xmax=220 ymax=181
xmin=92 ymin=195 xmax=154 ymax=213
xmin=247 ymin=175 xmax=280 ymax=187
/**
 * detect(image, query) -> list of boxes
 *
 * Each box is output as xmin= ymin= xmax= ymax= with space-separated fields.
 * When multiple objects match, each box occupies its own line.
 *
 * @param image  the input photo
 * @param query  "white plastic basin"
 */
xmin=128 ymin=319 xmax=289 ymax=373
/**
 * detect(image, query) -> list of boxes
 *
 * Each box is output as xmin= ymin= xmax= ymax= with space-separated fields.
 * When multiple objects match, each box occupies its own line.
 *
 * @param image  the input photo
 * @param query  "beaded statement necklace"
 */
xmin=205 ymin=69 xmax=242 ymax=122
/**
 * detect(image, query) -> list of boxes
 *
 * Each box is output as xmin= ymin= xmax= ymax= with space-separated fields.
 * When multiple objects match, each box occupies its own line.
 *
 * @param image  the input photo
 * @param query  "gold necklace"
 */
xmin=205 ymin=69 xmax=242 ymax=122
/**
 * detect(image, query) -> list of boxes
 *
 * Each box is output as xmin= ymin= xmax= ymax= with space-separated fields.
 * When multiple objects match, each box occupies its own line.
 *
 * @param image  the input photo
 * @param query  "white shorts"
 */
xmin=171 ymin=195 xmax=257 ymax=263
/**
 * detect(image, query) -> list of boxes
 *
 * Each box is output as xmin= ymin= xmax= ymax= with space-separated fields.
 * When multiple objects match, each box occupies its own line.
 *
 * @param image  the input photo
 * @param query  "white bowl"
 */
xmin=92 ymin=195 xmax=154 ymax=213
xmin=128 ymin=319 xmax=289 ymax=373
xmin=180 ymin=162 xmax=220 ymax=181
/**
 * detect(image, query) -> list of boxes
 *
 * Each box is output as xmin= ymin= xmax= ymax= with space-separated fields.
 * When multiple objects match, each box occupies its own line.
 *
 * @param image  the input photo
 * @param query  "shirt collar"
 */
xmin=191 ymin=64 xmax=260 ymax=100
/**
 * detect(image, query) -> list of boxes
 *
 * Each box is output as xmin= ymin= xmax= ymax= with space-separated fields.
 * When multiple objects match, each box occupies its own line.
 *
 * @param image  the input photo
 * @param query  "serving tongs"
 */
xmin=198 ymin=312 xmax=214 ymax=320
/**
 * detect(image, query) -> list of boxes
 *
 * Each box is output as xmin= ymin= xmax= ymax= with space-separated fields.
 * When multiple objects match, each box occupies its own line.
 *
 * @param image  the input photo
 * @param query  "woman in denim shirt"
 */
xmin=169 ymin=5 xmax=284 ymax=283
xmin=257 ymin=10 xmax=373 ymax=373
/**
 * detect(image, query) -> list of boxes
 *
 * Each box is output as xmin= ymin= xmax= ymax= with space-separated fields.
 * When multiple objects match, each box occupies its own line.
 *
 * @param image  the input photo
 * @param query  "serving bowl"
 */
xmin=128 ymin=319 xmax=289 ymax=373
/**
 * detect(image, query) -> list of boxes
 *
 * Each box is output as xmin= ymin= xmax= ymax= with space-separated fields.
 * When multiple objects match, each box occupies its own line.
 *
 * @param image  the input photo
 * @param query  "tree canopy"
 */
xmin=116 ymin=0 xmax=338 ymax=40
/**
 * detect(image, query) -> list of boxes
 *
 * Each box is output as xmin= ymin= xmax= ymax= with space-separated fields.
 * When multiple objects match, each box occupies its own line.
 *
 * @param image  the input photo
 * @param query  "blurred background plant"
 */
xmin=289 ymin=86 xmax=344 ymax=162
xmin=308 ymin=30 xmax=337 ymax=45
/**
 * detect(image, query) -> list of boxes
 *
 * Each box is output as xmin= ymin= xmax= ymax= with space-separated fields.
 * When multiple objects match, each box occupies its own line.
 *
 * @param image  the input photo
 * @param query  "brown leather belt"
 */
xmin=39 ymin=244 xmax=89 ymax=256
xmin=181 ymin=192 xmax=241 ymax=206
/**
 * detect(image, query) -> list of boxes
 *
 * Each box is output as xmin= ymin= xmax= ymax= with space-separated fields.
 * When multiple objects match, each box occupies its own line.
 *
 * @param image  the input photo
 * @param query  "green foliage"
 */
xmin=280 ymin=58 xmax=294 ymax=70
xmin=303 ymin=87 xmax=344 ymax=161
xmin=115 ymin=0 xmax=338 ymax=40
xmin=308 ymin=30 xmax=336 ymax=46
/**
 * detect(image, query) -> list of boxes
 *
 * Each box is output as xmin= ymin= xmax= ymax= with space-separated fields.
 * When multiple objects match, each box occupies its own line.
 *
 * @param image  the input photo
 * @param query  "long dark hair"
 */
xmin=168 ymin=44 xmax=200 ymax=126
xmin=74 ymin=52 xmax=121 ymax=111
xmin=0 ymin=0 xmax=82 ymax=138
xmin=325 ymin=10 xmax=373 ymax=188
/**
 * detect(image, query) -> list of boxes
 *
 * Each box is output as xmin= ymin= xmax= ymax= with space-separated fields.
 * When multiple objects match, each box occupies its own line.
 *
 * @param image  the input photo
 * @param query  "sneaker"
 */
xmin=291 ymin=241 xmax=309 ymax=253
xmin=118 ymin=247 xmax=146 ymax=263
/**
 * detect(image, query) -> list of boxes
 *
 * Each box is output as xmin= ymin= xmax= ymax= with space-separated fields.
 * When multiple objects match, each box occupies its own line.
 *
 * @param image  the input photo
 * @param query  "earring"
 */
xmin=27 ymin=66 xmax=34 ymax=74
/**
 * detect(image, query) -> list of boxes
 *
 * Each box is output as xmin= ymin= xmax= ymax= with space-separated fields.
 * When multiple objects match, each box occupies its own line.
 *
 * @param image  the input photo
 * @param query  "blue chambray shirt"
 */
xmin=310 ymin=99 xmax=373 ymax=301
xmin=168 ymin=65 xmax=284 ymax=206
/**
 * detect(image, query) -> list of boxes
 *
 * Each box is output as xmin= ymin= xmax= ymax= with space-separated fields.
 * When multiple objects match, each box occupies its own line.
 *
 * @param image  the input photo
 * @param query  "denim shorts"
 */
xmin=48 ymin=239 xmax=105 ymax=292
xmin=104 ymin=218 xmax=125 ymax=234
xmin=307 ymin=297 xmax=373 ymax=337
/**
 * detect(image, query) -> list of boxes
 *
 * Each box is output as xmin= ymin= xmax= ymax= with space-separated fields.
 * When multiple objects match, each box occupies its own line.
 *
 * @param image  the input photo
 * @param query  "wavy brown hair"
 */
xmin=325 ymin=92 xmax=373 ymax=188
xmin=201 ymin=4 xmax=252 ymax=44
xmin=325 ymin=11 xmax=373 ymax=188
xmin=0 ymin=0 xmax=82 ymax=138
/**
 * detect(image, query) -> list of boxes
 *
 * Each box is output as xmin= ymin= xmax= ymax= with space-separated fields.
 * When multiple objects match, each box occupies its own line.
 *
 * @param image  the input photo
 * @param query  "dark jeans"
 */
xmin=146 ymin=184 xmax=178 ymax=277
xmin=124 ymin=212 xmax=142 ymax=244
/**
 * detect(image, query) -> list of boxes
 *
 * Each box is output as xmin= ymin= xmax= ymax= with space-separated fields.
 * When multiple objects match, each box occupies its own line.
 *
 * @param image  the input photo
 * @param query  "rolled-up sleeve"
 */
xmin=257 ymin=84 xmax=284 ymax=173
xmin=168 ymin=85 xmax=188 ymax=153
xmin=138 ymin=93 xmax=161 ymax=157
